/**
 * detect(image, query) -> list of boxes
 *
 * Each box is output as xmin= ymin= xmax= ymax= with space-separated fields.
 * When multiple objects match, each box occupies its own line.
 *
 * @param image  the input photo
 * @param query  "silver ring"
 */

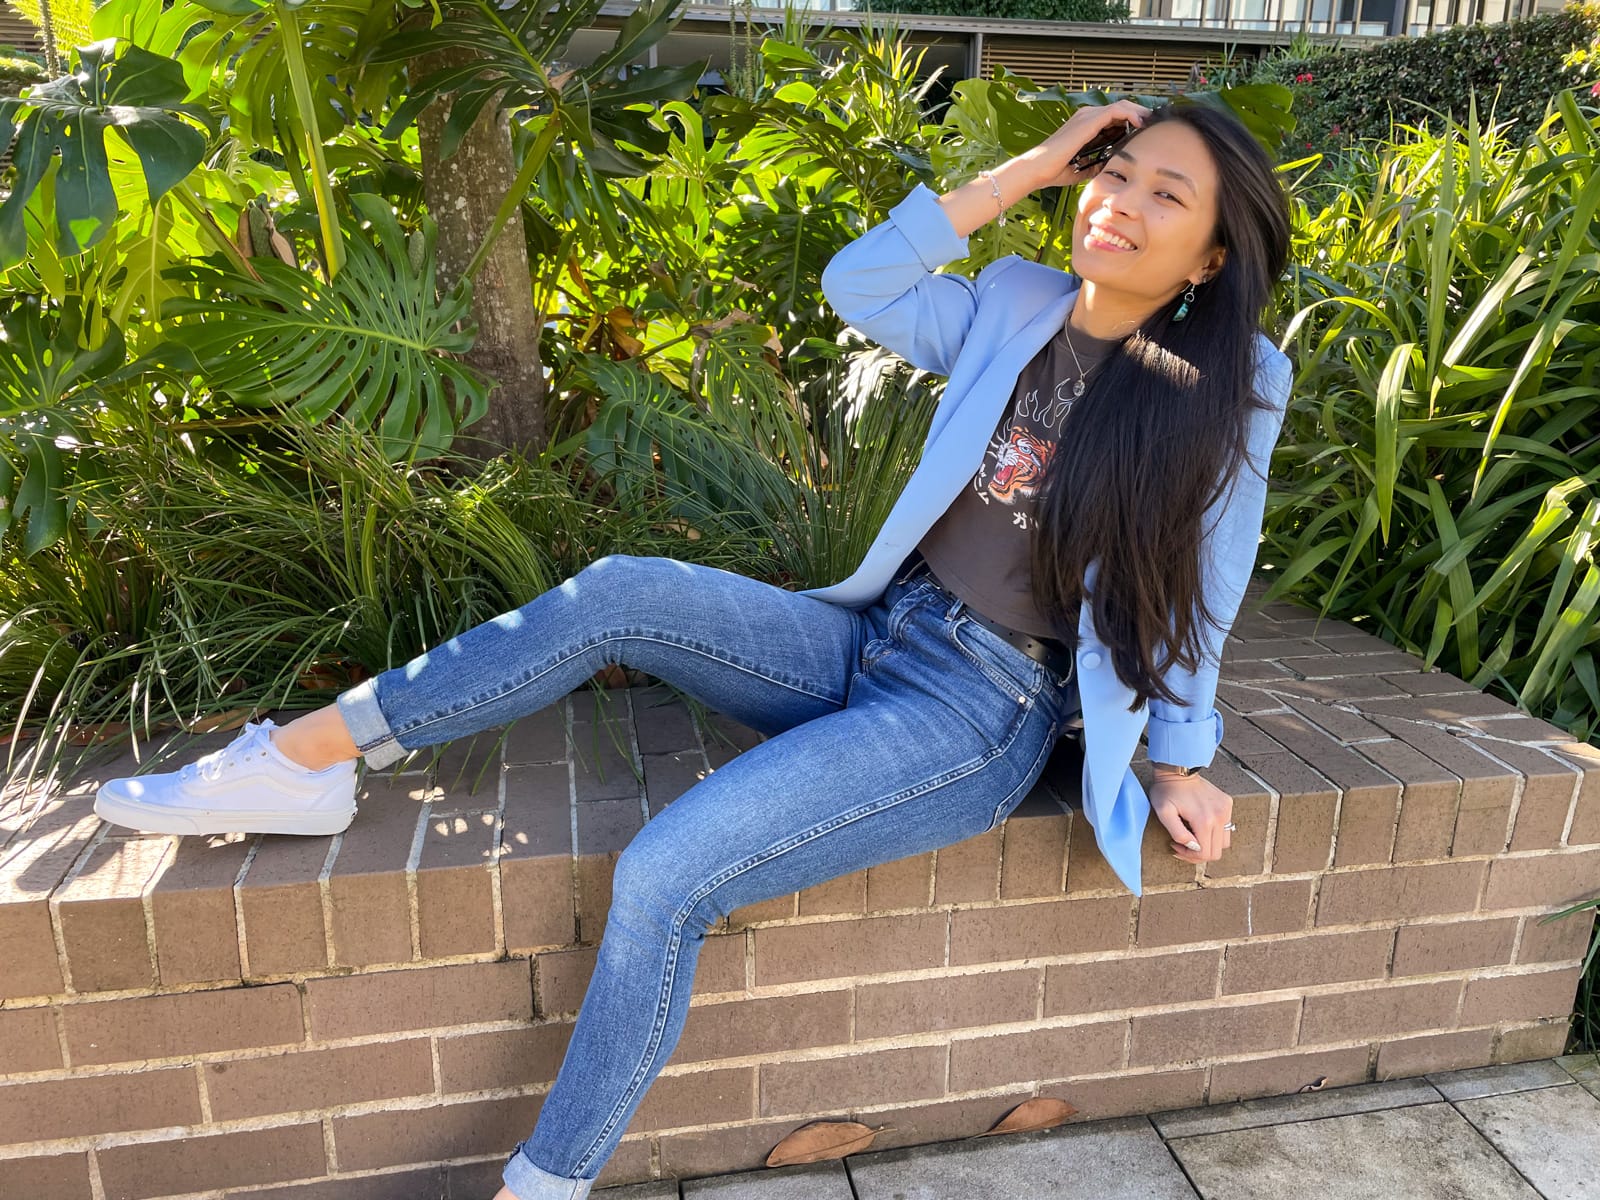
xmin=1222 ymin=822 xmax=1237 ymax=831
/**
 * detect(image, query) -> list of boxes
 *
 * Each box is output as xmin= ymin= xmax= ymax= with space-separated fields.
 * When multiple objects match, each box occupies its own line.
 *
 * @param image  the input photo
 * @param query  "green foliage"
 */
xmin=0 ymin=40 xmax=214 ymax=267
xmin=154 ymin=193 xmax=492 ymax=460
xmin=1261 ymin=91 xmax=1600 ymax=741
xmin=1251 ymin=2 xmax=1600 ymax=157
xmin=873 ymin=0 xmax=1130 ymax=19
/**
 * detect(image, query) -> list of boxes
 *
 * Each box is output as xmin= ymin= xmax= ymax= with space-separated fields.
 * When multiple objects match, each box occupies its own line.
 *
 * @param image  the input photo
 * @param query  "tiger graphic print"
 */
xmin=987 ymin=424 xmax=1056 ymax=504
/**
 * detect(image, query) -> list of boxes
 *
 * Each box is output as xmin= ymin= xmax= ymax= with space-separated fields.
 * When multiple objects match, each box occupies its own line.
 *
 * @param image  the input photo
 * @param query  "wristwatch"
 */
xmin=1153 ymin=762 xmax=1200 ymax=778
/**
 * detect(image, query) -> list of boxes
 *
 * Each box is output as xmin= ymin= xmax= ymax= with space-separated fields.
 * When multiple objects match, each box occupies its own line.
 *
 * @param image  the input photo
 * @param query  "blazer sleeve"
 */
xmin=820 ymin=180 xmax=1014 ymax=377
xmin=1144 ymin=345 xmax=1294 ymax=768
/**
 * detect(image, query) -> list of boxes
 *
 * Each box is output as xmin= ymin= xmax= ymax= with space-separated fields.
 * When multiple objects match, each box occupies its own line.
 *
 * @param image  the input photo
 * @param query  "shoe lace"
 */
xmin=179 ymin=722 xmax=270 ymax=784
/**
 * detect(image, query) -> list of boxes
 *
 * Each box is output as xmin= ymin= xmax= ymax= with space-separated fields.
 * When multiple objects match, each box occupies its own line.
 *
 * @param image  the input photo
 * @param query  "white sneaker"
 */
xmin=95 ymin=719 xmax=358 ymax=836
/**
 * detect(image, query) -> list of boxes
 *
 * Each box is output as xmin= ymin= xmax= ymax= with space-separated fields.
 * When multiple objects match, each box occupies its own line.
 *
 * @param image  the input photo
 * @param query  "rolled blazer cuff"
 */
xmin=1145 ymin=707 xmax=1225 ymax=770
xmin=888 ymin=181 xmax=971 ymax=270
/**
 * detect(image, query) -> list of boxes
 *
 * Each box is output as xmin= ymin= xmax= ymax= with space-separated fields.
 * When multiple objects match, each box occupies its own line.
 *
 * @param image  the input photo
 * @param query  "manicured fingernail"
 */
xmin=1185 ymin=840 xmax=1201 ymax=851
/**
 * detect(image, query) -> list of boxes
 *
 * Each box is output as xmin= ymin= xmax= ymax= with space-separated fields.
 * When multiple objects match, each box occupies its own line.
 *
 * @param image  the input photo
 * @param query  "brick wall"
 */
xmin=2 ymin=581 xmax=1596 ymax=1199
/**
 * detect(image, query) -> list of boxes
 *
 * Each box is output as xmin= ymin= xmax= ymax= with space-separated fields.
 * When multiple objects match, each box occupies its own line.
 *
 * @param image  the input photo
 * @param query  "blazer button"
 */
xmin=1081 ymin=651 xmax=1102 ymax=670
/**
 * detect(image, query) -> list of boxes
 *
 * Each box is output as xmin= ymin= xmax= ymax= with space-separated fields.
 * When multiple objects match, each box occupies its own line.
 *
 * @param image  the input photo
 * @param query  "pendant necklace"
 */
xmin=1062 ymin=322 xmax=1094 ymax=399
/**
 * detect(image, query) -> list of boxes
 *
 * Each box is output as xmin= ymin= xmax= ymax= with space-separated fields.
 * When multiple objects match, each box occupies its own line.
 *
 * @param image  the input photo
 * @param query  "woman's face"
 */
xmin=1071 ymin=120 xmax=1225 ymax=304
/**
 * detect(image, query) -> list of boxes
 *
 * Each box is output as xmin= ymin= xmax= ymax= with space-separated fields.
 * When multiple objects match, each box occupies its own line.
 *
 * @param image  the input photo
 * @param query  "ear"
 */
xmin=1197 ymin=247 xmax=1226 ymax=285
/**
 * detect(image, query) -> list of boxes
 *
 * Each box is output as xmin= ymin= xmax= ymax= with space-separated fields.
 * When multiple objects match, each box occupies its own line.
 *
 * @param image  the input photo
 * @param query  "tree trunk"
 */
xmin=415 ymin=47 xmax=547 ymax=459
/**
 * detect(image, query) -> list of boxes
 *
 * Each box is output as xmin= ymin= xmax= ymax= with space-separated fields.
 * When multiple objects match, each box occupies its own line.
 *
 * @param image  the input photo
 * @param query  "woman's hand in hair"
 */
xmin=1024 ymin=99 xmax=1154 ymax=192
xmin=1149 ymin=773 xmax=1234 ymax=865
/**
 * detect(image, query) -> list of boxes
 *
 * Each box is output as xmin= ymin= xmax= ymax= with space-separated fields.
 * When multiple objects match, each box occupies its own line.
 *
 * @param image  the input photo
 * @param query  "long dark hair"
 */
xmin=1029 ymin=100 xmax=1291 ymax=711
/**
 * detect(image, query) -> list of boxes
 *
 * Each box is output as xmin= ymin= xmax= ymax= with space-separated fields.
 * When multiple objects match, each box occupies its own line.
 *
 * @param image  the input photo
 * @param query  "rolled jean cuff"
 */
xmin=334 ymin=677 xmax=410 ymax=771
xmin=502 ymin=1148 xmax=595 ymax=1200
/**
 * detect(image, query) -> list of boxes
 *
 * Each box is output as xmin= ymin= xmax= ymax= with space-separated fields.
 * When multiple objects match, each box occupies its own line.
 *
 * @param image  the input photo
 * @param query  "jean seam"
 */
xmin=988 ymin=709 xmax=1059 ymax=830
xmin=573 ymin=707 xmax=1032 ymax=1173
xmin=391 ymin=630 xmax=847 ymax=745
xmin=947 ymin=617 xmax=1044 ymax=702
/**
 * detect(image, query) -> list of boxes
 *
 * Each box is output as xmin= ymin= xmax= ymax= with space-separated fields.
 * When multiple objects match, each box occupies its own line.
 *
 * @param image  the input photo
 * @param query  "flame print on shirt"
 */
xmin=987 ymin=424 xmax=1056 ymax=503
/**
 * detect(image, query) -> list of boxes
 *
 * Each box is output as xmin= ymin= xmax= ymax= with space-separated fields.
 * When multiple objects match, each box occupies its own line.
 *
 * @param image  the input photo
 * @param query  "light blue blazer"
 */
xmin=799 ymin=182 xmax=1294 ymax=897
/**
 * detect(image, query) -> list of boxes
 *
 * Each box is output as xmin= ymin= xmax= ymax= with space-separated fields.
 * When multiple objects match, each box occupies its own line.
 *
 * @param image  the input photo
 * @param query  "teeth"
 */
xmin=1092 ymin=229 xmax=1136 ymax=250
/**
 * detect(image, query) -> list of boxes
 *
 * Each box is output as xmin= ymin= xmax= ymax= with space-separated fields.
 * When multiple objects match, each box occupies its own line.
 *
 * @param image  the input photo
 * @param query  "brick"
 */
xmin=1223 ymin=928 xmax=1394 ymax=994
xmin=435 ymin=1022 xmax=572 ymax=1092
xmin=1360 ymin=714 xmax=1517 ymax=856
xmin=949 ymin=1019 xmax=1126 ymax=1090
xmin=629 ymin=1064 xmax=753 ymax=1131
xmin=499 ymin=763 xmax=574 ymax=953
xmin=1280 ymin=651 xmax=1428 ymax=676
xmin=1251 ymin=675 xmax=1408 ymax=704
xmin=569 ymin=709 xmax=640 ymax=805
xmin=1000 ymin=809 xmax=1069 ymax=898
xmin=0 ymin=1066 xmax=201 ymax=1140
xmin=1495 ymin=1020 xmax=1575 ymax=1063
xmin=933 ymin=826 xmax=1002 ymax=904
xmin=797 ymin=868 xmax=867 ymax=916
xmin=1209 ymin=1045 xmax=1372 ymax=1102
xmin=1375 ymin=1028 xmax=1495 ymax=1079
xmin=1463 ymin=716 xmax=1575 ymax=743
xmin=238 ymin=834 xmax=331 ymax=976
xmin=755 ymin=912 xmax=946 ymax=986
xmin=1551 ymin=742 xmax=1600 ymax=845
xmin=632 ymin=685 xmax=700 ymax=754
xmin=591 ymin=1139 xmax=654 ymax=1191
xmin=671 ymin=990 xmax=852 ymax=1064
xmin=1192 ymin=766 xmax=1271 ymax=881
xmin=658 ymin=1117 xmax=812 ymax=1180
xmin=1392 ymin=918 xmax=1516 ymax=977
xmin=1315 ymin=861 xmax=1486 ymax=926
xmin=1137 ymin=886 xmax=1251 ymax=948
xmin=431 ymin=733 xmax=504 ymax=811
xmin=503 ymin=707 xmax=568 ymax=765
xmin=1356 ymin=692 xmax=1522 ymax=723
xmin=1065 ymin=805 xmax=1137 ymax=893
xmin=1284 ymin=697 xmax=1388 ymax=744
xmin=949 ymin=896 xmax=1130 ymax=965
xmin=576 ymin=851 xmax=618 ymax=944
xmin=1130 ymin=999 xmax=1299 ymax=1066
xmin=150 ymin=832 xmax=252 ymax=985
xmin=534 ymin=944 xmax=596 ymax=1017
xmin=1482 ymin=741 xmax=1583 ymax=852
xmin=1226 ymin=636 xmax=1327 ymax=661
xmin=1038 ymin=1067 xmax=1208 ymax=1119
xmin=1248 ymin=878 xmax=1316 ymax=934
xmin=306 ymin=960 xmax=531 ymax=1040
xmin=236 ymin=1167 xmax=447 ymax=1200
xmin=1382 ymin=670 xmax=1480 ymax=696
xmin=1218 ymin=703 xmax=1291 ymax=756
xmin=326 ymin=783 xmax=422 ymax=969
xmin=1258 ymin=763 xmax=1339 ymax=873
xmin=207 ymin=1039 xmax=435 ymax=1119
xmin=1312 ymin=629 xmax=1403 ymax=655
xmin=759 ymin=1045 xmax=944 ymax=1116
xmin=0 ymin=896 xmax=65 ymax=999
xmin=643 ymin=749 xmax=709 ymax=815
xmin=0 ymin=1004 xmax=62 ymax=1074
xmin=856 ymin=969 xmax=1037 ymax=1040
xmin=1363 ymin=742 xmax=1463 ymax=862
xmin=52 ymin=836 xmax=169 ymax=992
xmin=332 ymin=1096 xmax=542 ymax=1172
xmin=98 ymin=1122 xmax=326 ymax=1199
xmin=1299 ymin=979 xmax=1462 ymax=1043
xmin=859 ymin=1090 xmax=1034 ymax=1149
xmin=1044 ymin=949 xmax=1219 ymax=1016
xmin=62 ymin=983 xmax=303 ymax=1065
xmin=1460 ymin=967 xmax=1584 ymax=1025
xmin=1517 ymin=910 xmax=1597 ymax=964
xmin=696 ymin=931 xmax=747 ymax=994
xmin=3 ymin=1153 xmax=91 ymax=1200
xmin=416 ymin=811 xmax=498 ymax=958
xmin=727 ymin=891 xmax=795 ymax=927
xmin=1483 ymin=847 xmax=1600 ymax=909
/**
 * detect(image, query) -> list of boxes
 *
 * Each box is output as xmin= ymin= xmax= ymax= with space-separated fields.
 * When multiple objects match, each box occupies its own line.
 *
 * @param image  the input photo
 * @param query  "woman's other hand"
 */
xmin=1025 ymin=99 xmax=1155 ymax=191
xmin=1149 ymin=772 xmax=1234 ymax=865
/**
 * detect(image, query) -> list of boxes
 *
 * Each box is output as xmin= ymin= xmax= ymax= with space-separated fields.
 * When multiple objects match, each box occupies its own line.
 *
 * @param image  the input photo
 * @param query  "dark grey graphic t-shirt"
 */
xmin=917 ymin=318 xmax=1124 ymax=639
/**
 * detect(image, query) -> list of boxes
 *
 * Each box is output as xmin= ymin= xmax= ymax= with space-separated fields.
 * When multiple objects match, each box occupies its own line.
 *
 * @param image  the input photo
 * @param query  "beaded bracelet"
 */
xmin=977 ymin=168 xmax=1007 ymax=226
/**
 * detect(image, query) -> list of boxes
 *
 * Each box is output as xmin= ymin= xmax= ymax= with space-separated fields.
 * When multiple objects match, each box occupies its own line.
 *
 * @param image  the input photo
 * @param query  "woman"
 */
xmin=95 ymin=97 xmax=1294 ymax=1200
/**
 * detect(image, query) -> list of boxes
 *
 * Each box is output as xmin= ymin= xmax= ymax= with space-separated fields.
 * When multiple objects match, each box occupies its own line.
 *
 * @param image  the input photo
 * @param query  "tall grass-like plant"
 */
xmin=1 ymin=413 xmax=741 ymax=795
xmin=1262 ymin=90 xmax=1600 ymax=741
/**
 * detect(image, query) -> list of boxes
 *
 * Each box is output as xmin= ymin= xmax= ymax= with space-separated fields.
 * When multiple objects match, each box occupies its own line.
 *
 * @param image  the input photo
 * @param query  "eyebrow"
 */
xmin=1108 ymin=147 xmax=1199 ymax=198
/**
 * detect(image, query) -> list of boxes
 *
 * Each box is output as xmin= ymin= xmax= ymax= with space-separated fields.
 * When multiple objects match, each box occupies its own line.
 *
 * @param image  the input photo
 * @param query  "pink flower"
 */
xmin=1592 ymin=80 xmax=1600 ymax=97
xmin=1199 ymin=75 xmax=1208 ymax=83
xmin=1305 ymin=141 xmax=1313 ymax=147
xmin=1331 ymin=123 xmax=1341 ymax=133
xmin=1493 ymin=56 xmax=1502 ymax=65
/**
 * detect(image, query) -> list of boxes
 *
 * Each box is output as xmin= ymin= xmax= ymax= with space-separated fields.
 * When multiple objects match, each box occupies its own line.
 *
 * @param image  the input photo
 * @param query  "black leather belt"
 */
xmin=898 ymin=554 xmax=1074 ymax=681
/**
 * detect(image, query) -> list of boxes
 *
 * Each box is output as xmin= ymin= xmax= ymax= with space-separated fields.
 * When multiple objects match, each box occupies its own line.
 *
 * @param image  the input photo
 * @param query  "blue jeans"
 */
xmin=335 ymin=553 xmax=1081 ymax=1199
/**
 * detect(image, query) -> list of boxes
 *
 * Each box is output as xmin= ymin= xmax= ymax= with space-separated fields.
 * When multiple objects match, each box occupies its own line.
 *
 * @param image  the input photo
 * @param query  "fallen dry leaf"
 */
xmin=975 ymin=1096 xmax=1079 ymax=1137
xmin=765 ymin=1119 xmax=889 ymax=1167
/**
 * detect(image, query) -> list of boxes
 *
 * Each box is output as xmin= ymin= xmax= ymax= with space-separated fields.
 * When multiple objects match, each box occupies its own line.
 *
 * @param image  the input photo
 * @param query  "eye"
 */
xmin=1104 ymin=169 xmax=1182 ymax=204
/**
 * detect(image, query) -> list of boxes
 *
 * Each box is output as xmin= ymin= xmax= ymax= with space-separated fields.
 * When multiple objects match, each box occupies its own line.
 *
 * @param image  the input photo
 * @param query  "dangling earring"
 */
xmin=1173 ymin=280 xmax=1198 ymax=323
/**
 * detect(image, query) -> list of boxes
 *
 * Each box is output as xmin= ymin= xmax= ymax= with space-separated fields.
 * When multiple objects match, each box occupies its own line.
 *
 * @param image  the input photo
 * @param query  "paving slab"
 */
xmin=1456 ymin=1083 xmax=1600 ymax=1200
xmin=680 ymin=1161 xmax=852 ymax=1198
xmin=1149 ymin=1077 xmax=1441 ymax=1138
xmin=1557 ymin=1051 xmax=1600 ymax=1100
xmin=846 ymin=1116 xmax=1198 ymax=1200
xmin=595 ymin=1183 xmax=681 ymax=1199
xmin=1169 ymin=1102 xmax=1540 ymax=1200
xmin=1427 ymin=1058 xmax=1575 ymax=1100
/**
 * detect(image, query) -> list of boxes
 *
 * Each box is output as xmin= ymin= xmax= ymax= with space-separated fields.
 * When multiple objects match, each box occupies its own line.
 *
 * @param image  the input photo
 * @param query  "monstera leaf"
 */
xmin=371 ymin=0 xmax=707 ymax=176
xmin=0 ymin=40 xmax=213 ymax=268
xmin=155 ymin=193 xmax=492 ymax=459
xmin=0 ymin=297 xmax=127 ymax=553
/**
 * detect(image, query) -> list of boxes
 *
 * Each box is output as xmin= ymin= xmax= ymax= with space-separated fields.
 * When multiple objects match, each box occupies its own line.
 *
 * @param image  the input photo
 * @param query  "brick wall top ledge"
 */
xmin=2 ymin=578 xmax=1595 ymax=1008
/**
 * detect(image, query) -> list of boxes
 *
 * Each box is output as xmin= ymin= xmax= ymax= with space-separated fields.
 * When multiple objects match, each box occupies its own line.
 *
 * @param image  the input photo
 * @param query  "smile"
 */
xmin=1085 ymin=227 xmax=1138 ymax=252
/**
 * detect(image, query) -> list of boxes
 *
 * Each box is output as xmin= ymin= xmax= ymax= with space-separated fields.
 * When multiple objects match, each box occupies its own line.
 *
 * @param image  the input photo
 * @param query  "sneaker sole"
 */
xmin=94 ymin=789 xmax=356 ymax=837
